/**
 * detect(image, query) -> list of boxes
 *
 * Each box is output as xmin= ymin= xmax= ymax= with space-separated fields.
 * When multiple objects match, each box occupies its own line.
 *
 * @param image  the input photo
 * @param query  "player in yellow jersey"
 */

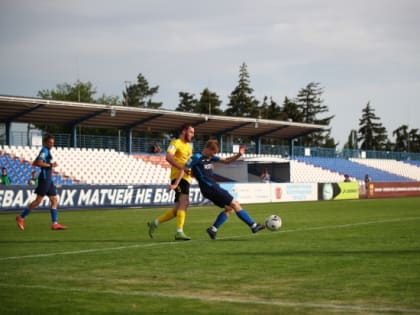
xmin=148 ymin=124 xmax=195 ymax=240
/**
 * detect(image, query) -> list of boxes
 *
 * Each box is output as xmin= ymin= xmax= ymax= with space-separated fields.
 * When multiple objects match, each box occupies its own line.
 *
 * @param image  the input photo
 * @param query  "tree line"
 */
xmin=37 ymin=62 xmax=419 ymax=153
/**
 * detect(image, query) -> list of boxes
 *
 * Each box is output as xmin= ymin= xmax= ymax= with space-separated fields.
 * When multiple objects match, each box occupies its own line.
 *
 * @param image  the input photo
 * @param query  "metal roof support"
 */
xmin=72 ymin=125 xmax=78 ymax=148
xmin=289 ymin=138 xmax=299 ymax=158
xmin=68 ymin=109 xmax=109 ymax=126
xmin=124 ymin=114 xmax=163 ymax=130
xmin=0 ymin=96 xmax=326 ymax=149
xmin=254 ymin=125 xmax=288 ymax=138
xmin=6 ymin=104 xmax=44 ymax=121
xmin=5 ymin=121 xmax=11 ymax=146
xmin=217 ymin=134 xmax=223 ymax=152
xmin=255 ymin=136 xmax=261 ymax=155
xmin=125 ymin=128 xmax=132 ymax=154
xmin=218 ymin=121 xmax=251 ymax=135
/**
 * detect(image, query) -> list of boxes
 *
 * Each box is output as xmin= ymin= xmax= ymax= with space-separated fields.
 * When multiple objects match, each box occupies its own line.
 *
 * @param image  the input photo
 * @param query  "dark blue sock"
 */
xmin=236 ymin=209 xmax=254 ymax=227
xmin=20 ymin=208 xmax=31 ymax=218
xmin=50 ymin=209 xmax=58 ymax=223
xmin=213 ymin=211 xmax=228 ymax=229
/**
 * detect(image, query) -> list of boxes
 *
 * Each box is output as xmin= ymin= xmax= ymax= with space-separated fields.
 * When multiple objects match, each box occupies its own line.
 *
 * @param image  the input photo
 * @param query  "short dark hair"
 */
xmin=43 ymin=134 xmax=55 ymax=143
xmin=205 ymin=139 xmax=219 ymax=151
xmin=180 ymin=123 xmax=193 ymax=132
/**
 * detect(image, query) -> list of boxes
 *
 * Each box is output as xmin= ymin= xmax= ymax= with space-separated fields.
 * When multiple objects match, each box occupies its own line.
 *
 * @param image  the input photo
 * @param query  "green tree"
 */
xmin=393 ymin=125 xmax=420 ymax=153
xmin=357 ymin=102 xmax=388 ymax=150
xmin=196 ymin=88 xmax=223 ymax=115
xmin=123 ymin=73 xmax=162 ymax=108
xmin=408 ymin=129 xmax=420 ymax=153
xmin=38 ymin=80 xmax=97 ymax=103
xmin=258 ymin=96 xmax=269 ymax=119
xmin=225 ymin=62 xmax=259 ymax=117
xmin=294 ymin=82 xmax=335 ymax=147
xmin=96 ymin=94 xmax=120 ymax=105
xmin=36 ymin=80 xmax=121 ymax=136
xmin=257 ymin=97 xmax=290 ymax=146
xmin=344 ymin=129 xmax=358 ymax=150
xmin=393 ymin=125 xmax=409 ymax=152
xmin=176 ymin=92 xmax=197 ymax=112
xmin=259 ymin=96 xmax=286 ymax=120
xmin=281 ymin=97 xmax=302 ymax=122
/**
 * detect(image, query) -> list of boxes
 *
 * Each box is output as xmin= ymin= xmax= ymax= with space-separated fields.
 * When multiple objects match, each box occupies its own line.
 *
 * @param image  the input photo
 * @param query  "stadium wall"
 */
xmin=366 ymin=182 xmax=420 ymax=198
xmin=0 ymin=182 xmax=362 ymax=212
xmin=0 ymin=184 xmax=209 ymax=211
xmin=3 ymin=181 xmax=418 ymax=212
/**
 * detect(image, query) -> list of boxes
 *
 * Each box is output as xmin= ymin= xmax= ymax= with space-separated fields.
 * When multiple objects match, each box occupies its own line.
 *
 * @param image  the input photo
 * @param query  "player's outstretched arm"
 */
xmin=221 ymin=145 xmax=246 ymax=164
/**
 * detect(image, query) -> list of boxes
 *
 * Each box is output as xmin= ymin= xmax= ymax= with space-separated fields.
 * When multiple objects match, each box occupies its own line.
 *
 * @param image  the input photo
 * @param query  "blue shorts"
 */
xmin=34 ymin=179 xmax=57 ymax=196
xmin=200 ymin=183 xmax=233 ymax=208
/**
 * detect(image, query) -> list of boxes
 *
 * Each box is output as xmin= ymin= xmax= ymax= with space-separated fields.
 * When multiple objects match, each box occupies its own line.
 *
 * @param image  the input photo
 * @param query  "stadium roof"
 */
xmin=0 ymin=95 xmax=327 ymax=141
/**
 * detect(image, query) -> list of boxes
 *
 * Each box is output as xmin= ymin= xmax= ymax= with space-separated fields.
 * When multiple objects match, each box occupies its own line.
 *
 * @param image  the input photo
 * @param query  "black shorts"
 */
xmin=34 ymin=179 xmax=57 ymax=197
xmin=200 ymin=183 xmax=233 ymax=208
xmin=172 ymin=178 xmax=190 ymax=202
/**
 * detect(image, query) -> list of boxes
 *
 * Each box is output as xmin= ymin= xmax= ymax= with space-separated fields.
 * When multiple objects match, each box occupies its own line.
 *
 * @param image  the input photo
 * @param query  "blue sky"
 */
xmin=1 ymin=0 xmax=419 ymax=147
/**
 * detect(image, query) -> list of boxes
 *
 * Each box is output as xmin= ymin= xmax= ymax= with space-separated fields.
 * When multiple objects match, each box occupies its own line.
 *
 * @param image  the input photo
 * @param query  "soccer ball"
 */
xmin=265 ymin=215 xmax=282 ymax=231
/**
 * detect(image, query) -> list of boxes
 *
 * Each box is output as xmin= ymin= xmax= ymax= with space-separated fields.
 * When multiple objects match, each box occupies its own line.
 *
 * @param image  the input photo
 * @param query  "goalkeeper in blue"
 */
xmin=184 ymin=139 xmax=265 ymax=240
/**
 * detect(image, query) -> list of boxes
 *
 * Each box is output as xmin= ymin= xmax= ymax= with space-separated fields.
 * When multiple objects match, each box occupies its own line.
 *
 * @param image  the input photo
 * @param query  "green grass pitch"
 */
xmin=1 ymin=197 xmax=420 ymax=315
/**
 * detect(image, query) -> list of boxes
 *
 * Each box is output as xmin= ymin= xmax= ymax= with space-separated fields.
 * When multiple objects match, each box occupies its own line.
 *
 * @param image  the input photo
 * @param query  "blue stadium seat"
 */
xmin=294 ymin=156 xmax=413 ymax=182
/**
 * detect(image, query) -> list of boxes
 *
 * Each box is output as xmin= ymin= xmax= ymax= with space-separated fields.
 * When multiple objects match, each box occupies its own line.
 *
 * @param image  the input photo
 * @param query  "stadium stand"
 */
xmin=350 ymin=158 xmax=420 ymax=181
xmin=289 ymin=159 xmax=348 ymax=183
xmin=1 ymin=145 xmax=419 ymax=185
xmin=242 ymin=154 xmax=349 ymax=183
xmin=0 ymin=146 xmax=171 ymax=185
xmin=0 ymin=146 xmax=72 ymax=185
xmin=404 ymin=160 xmax=420 ymax=168
xmin=295 ymin=156 xmax=414 ymax=182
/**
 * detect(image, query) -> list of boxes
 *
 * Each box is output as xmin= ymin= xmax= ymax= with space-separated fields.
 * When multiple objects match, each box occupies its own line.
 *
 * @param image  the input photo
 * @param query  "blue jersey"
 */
xmin=36 ymin=146 xmax=53 ymax=181
xmin=186 ymin=153 xmax=220 ymax=188
xmin=186 ymin=153 xmax=234 ymax=208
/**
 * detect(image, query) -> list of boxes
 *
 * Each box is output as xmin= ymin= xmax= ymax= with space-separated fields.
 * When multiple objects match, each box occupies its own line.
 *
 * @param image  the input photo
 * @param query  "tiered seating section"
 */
xmin=0 ymin=146 xmax=72 ymax=185
xmin=53 ymin=148 xmax=171 ymax=185
xmin=0 ymin=145 xmax=170 ymax=185
xmin=289 ymin=159 xmax=346 ymax=183
xmin=1 ymin=145 xmax=418 ymax=185
xmin=350 ymin=158 xmax=420 ymax=181
xmin=294 ymin=156 xmax=416 ymax=183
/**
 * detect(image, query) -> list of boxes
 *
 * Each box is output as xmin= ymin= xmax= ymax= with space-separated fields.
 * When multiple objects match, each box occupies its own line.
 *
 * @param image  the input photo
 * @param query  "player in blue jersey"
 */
xmin=16 ymin=134 xmax=66 ymax=231
xmin=185 ymin=139 xmax=265 ymax=240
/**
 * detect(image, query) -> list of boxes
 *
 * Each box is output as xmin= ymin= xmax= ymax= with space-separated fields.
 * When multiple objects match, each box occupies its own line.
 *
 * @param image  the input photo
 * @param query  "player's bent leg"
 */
xmin=15 ymin=195 xmax=44 ymax=230
xmin=157 ymin=208 xmax=176 ymax=224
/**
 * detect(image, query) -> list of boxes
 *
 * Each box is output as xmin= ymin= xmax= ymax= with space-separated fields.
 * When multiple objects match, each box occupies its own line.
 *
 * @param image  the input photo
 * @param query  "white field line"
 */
xmin=0 ymin=283 xmax=419 ymax=314
xmin=1 ymin=216 xmax=419 ymax=262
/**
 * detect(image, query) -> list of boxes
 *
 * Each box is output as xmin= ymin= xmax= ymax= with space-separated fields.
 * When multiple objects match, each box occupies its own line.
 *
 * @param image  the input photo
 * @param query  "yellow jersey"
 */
xmin=167 ymin=138 xmax=192 ymax=183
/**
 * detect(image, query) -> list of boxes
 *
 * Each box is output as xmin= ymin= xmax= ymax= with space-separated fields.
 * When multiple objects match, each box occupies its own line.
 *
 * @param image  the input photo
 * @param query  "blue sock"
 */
xmin=236 ymin=209 xmax=254 ymax=227
xmin=50 ymin=209 xmax=58 ymax=223
xmin=213 ymin=211 xmax=228 ymax=229
xmin=20 ymin=208 xmax=31 ymax=219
